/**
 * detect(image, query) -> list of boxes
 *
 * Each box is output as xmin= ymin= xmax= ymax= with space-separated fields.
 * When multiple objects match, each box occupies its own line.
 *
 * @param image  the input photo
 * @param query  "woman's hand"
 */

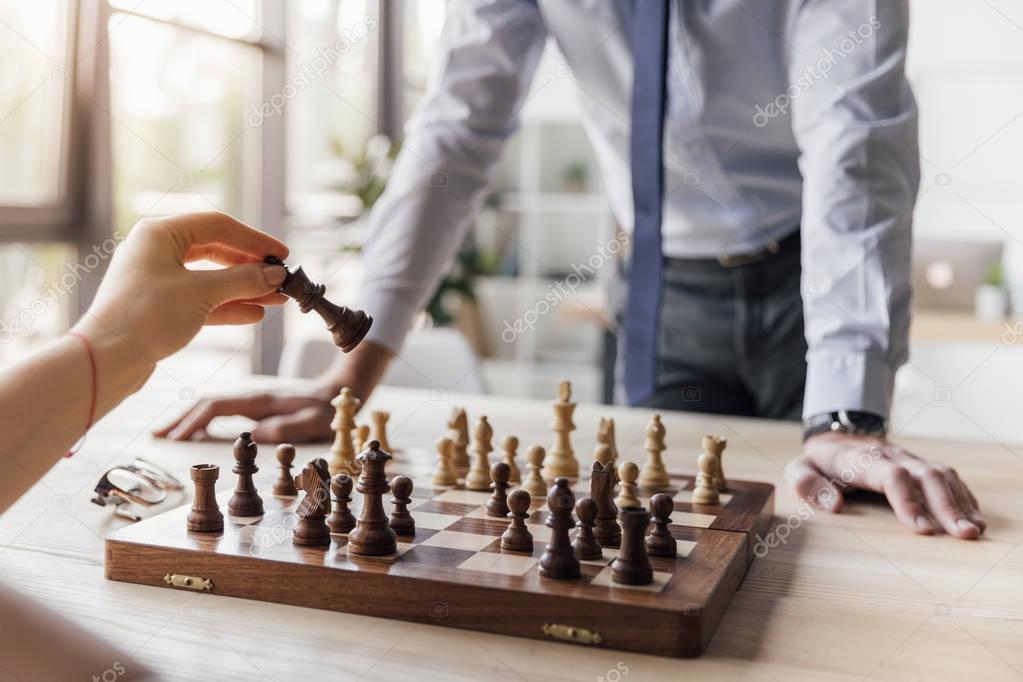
xmin=74 ymin=212 xmax=289 ymax=382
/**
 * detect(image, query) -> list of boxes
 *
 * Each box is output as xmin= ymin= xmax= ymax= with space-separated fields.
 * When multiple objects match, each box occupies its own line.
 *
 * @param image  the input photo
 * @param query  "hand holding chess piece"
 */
xmin=263 ymin=256 xmax=371 ymax=352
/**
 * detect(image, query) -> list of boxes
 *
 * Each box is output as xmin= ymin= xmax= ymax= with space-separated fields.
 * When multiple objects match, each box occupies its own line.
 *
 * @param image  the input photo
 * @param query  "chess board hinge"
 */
xmin=541 ymin=623 xmax=603 ymax=646
xmin=163 ymin=573 xmax=214 ymax=592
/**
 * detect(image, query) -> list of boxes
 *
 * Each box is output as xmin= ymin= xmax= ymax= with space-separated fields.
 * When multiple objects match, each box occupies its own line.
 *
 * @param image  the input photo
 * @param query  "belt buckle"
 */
xmin=717 ymin=239 xmax=780 ymax=268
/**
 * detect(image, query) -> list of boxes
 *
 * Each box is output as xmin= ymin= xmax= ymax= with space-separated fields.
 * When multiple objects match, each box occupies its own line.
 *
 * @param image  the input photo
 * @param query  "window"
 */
xmin=0 ymin=0 xmax=76 ymax=225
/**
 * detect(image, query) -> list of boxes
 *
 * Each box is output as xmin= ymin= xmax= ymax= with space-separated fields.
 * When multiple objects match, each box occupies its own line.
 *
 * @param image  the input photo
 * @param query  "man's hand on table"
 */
xmin=154 ymin=339 xmax=395 ymax=443
xmin=154 ymin=387 xmax=336 ymax=442
xmin=787 ymin=432 xmax=986 ymax=539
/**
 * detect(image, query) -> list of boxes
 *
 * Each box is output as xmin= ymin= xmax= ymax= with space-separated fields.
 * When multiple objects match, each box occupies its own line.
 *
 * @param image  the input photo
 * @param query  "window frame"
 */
xmin=0 ymin=0 xmax=81 ymax=241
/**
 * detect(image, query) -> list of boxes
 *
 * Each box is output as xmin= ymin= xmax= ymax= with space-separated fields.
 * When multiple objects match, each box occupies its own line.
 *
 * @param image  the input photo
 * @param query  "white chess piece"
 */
xmin=615 ymin=461 xmax=641 ymax=509
xmin=432 ymin=437 xmax=458 ymax=486
xmin=521 ymin=445 xmax=547 ymax=498
xmin=465 ymin=416 xmax=494 ymax=491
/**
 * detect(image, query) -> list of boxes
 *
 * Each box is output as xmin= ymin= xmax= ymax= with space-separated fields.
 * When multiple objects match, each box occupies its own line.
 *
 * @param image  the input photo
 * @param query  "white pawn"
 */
xmin=501 ymin=435 xmax=521 ymax=483
xmin=465 ymin=416 xmax=494 ymax=491
xmin=432 ymin=437 xmax=458 ymax=486
xmin=521 ymin=445 xmax=547 ymax=498
xmin=355 ymin=424 xmax=371 ymax=453
xmin=615 ymin=461 xmax=641 ymax=509
xmin=692 ymin=445 xmax=720 ymax=506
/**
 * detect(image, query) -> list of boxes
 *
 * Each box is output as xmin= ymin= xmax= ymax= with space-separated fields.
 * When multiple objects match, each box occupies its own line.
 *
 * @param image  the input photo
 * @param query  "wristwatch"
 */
xmin=802 ymin=410 xmax=888 ymax=442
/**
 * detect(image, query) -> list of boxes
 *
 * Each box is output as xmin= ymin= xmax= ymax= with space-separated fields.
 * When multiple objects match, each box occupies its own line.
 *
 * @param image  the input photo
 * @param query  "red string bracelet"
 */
xmin=66 ymin=330 xmax=97 ymax=458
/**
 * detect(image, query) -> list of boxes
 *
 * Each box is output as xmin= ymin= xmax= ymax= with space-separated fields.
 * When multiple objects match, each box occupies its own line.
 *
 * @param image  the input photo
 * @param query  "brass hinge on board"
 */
xmin=541 ymin=623 xmax=603 ymax=646
xmin=163 ymin=573 xmax=214 ymax=592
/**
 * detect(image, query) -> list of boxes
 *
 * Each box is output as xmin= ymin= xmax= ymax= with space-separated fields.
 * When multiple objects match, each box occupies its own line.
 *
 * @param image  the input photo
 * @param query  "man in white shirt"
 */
xmin=160 ymin=0 xmax=985 ymax=539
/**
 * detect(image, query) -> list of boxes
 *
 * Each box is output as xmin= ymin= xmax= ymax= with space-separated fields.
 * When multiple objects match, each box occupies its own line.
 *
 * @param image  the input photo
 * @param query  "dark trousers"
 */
xmin=615 ymin=231 xmax=807 ymax=420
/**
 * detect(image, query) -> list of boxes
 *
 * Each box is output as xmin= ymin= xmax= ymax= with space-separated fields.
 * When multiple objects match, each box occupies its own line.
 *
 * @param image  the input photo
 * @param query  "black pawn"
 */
xmin=572 ymin=497 xmax=603 ymax=560
xmin=327 ymin=473 xmax=356 ymax=534
xmin=539 ymin=478 xmax=581 ymax=580
xmin=486 ymin=462 xmax=511 ymax=517
xmin=645 ymin=493 xmax=678 ymax=558
xmin=611 ymin=507 xmax=653 ymax=585
xmin=228 ymin=432 xmax=263 ymax=517
xmin=272 ymin=444 xmax=298 ymax=496
xmin=501 ymin=489 xmax=534 ymax=552
xmin=389 ymin=475 xmax=415 ymax=536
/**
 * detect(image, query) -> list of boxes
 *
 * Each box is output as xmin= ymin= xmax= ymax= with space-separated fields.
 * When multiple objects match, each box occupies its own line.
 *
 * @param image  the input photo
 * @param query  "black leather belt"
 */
xmin=716 ymin=239 xmax=781 ymax=268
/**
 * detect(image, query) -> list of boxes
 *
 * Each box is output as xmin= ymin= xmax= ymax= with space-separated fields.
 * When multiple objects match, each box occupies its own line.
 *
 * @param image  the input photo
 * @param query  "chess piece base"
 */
xmin=293 ymin=519 xmax=331 ymax=546
xmin=348 ymin=522 xmax=397 ymax=556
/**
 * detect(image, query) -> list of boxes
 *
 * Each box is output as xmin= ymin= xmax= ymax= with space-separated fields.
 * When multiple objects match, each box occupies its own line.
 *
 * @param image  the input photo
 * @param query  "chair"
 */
xmin=278 ymin=327 xmax=487 ymax=394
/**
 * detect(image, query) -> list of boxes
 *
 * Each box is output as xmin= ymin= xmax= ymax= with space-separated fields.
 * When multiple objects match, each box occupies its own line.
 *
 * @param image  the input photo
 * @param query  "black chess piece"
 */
xmin=591 ymin=461 xmax=621 ymax=548
xmin=293 ymin=458 xmax=332 ymax=546
xmin=486 ymin=462 xmax=511 ymax=517
xmin=264 ymin=256 xmax=372 ymax=352
xmin=611 ymin=507 xmax=653 ymax=585
xmin=645 ymin=493 xmax=678 ymax=558
xmin=327 ymin=473 xmax=356 ymax=534
xmin=572 ymin=497 xmax=603 ymax=560
xmin=539 ymin=478 xmax=581 ymax=580
xmin=389 ymin=475 xmax=415 ymax=536
xmin=348 ymin=441 xmax=397 ymax=555
xmin=272 ymin=444 xmax=298 ymax=496
xmin=501 ymin=489 xmax=533 ymax=552
xmin=228 ymin=432 xmax=263 ymax=517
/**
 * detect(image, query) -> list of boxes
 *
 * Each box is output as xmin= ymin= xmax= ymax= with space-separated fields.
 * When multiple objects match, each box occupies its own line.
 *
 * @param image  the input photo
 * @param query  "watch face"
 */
xmin=838 ymin=411 xmax=887 ymax=436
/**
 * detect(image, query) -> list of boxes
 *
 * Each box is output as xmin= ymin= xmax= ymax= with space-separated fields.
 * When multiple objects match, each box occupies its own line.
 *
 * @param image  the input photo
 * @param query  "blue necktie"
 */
xmin=624 ymin=0 xmax=669 ymax=405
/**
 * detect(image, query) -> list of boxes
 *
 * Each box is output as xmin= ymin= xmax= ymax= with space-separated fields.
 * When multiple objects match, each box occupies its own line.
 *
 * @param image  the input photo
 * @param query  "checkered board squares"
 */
xmin=106 ymin=459 xmax=771 ymax=658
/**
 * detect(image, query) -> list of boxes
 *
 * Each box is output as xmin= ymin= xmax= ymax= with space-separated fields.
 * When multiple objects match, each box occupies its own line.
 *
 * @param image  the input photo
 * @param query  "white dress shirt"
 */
xmin=358 ymin=0 xmax=920 ymax=420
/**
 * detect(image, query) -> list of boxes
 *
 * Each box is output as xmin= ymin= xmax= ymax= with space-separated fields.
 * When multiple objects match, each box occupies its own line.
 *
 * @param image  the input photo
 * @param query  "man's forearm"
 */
xmin=318 ymin=339 xmax=395 ymax=405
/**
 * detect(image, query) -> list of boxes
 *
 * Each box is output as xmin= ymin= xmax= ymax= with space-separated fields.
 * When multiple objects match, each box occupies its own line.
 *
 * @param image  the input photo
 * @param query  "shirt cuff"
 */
xmin=802 ymin=349 xmax=894 ymax=420
xmin=357 ymin=287 xmax=420 ymax=355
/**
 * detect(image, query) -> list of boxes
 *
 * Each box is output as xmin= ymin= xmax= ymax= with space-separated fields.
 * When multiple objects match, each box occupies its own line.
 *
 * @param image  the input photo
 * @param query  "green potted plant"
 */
xmin=976 ymin=261 xmax=1010 ymax=324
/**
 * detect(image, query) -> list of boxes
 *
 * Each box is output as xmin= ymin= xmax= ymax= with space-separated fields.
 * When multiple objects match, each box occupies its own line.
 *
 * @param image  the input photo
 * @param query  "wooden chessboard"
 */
xmin=105 ymin=452 xmax=773 ymax=658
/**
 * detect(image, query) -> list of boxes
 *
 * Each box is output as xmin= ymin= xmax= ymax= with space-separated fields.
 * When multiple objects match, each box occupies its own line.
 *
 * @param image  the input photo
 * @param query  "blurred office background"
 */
xmin=2 ymin=0 xmax=1023 ymax=443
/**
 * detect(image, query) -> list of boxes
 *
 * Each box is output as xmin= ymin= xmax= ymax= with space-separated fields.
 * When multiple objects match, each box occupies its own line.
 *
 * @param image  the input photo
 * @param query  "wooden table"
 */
xmin=2 ymin=378 xmax=1022 ymax=681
